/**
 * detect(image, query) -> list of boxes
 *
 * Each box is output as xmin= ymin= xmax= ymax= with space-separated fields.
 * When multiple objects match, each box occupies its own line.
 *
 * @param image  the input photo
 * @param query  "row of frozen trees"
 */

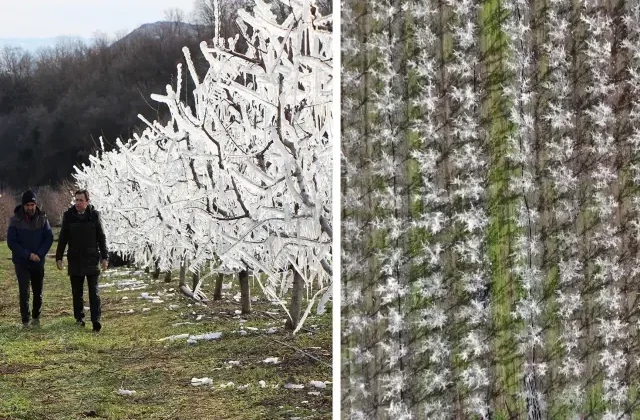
xmin=343 ymin=0 xmax=640 ymax=418
xmin=73 ymin=0 xmax=333 ymax=332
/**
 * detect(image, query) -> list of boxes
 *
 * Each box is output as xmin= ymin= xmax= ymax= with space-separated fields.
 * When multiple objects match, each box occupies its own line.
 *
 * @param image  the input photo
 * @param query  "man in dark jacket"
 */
xmin=7 ymin=189 xmax=54 ymax=328
xmin=55 ymin=189 xmax=108 ymax=332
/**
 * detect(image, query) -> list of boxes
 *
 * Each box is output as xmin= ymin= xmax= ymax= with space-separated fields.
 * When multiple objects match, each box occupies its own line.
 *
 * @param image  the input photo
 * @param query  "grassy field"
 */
xmin=0 ymin=233 xmax=332 ymax=420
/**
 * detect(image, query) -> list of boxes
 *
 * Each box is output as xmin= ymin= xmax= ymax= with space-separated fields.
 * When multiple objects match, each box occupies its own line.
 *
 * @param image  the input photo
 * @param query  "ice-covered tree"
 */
xmin=75 ymin=0 xmax=333 ymax=332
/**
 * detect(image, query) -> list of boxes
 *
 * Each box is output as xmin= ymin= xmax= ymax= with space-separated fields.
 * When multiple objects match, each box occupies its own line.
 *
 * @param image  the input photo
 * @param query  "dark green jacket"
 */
xmin=55 ymin=205 xmax=108 ymax=276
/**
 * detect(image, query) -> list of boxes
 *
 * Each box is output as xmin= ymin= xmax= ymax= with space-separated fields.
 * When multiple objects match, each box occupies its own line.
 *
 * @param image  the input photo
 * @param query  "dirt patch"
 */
xmin=0 ymin=363 xmax=42 ymax=374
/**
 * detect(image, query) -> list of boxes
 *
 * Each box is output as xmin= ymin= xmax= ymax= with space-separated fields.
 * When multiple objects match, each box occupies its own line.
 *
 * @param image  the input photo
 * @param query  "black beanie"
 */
xmin=21 ymin=190 xmax=36 ymax=205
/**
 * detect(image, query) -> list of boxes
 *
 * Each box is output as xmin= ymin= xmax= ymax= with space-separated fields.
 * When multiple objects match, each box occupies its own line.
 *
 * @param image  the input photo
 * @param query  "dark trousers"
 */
xmin=15 ymin=264 xmax=44 ymax=323
xmin=70 ymin=274 xmax=101 ymax=323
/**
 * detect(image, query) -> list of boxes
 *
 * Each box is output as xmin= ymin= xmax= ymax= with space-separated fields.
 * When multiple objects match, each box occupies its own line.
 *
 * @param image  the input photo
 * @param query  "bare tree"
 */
xmin=0 ymin=46 xmax=33 ymax=80
xmin=164 ymin=8 xmax=186 ymax=35
xmin=191 ymin=0 xmax=251 ymax=39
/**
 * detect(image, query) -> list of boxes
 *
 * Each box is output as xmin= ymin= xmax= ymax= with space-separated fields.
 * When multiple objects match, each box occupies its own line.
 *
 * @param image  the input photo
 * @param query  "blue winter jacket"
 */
xmin=7 ymin=205 xmax=54 ymax=268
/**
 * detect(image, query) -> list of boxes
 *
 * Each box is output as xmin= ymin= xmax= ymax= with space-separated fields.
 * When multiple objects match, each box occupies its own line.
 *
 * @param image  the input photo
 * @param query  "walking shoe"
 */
xmin=31 ymin=318 xmax=40 ymax=328
xmin=92 ymin=321 xmax=102 ymax=332
xmin=76 ymin=320 xmax=85 ymax=327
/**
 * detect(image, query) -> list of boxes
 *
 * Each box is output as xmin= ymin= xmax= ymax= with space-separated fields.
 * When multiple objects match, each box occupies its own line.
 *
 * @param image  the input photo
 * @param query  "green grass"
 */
xmin=479 ymin=0 xmax=525 ymax=415
xmin=0 ymin=236 xmax=331 ymax=420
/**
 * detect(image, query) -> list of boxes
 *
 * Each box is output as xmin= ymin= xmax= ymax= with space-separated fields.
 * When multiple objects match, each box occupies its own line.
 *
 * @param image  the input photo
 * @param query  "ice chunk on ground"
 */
xmin=187 ymin=332 xmax=223 ymax=344
xmin=191 ymin=377 xmax=213 ymax=386
xmin=117 ymin=389 xmax=136 ymax=396
xmin=117 ymin=309 xmax=135 ymax=314
xmin=309 ymin=381 xmax=326 ymax=389
xmin=158 ymin=333 xmax=189 ymax=342
xmin=172 ymin=322 xmax=194 ymax=327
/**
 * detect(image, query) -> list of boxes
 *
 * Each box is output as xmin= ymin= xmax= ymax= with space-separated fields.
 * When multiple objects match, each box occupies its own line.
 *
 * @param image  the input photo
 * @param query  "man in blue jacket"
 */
xmin=7 ymin=190 xmax=54 ymax=328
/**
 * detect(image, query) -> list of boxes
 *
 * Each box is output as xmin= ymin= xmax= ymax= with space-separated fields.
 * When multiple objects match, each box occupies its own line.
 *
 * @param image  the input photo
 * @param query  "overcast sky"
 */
xmin=0 ymin=0 xmax=196 ymax=39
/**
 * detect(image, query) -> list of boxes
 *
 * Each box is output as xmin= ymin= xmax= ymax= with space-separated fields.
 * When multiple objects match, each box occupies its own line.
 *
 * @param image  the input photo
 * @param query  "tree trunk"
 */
xmin=214 ymin=273 xmax=224 ymax=300
xmin=163 ymin=270 xmax=172 ymax=283
xmin=179 ymin=260 xmax=187 ymax=287
xmin=285 ymin=268 xmax=305 ymax=331
xmin=153 ymin=260 xmax=161 ymax=279
xmin=192 ymin=271 xmax=199 ymax=293
xmin=239 ymin=270 xmax=251 ymax=314
xmin=178 ymin=259 xmax=194 ymax=298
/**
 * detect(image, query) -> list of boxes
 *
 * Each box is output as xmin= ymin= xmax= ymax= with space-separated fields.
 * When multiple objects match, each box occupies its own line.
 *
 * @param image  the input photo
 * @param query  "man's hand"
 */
xmin=29 ymin=253 xmax=40 ymax=262
xmin=101 ymin=259 xmax=108 ymax=270
xmin=56 ymin=260 xmax=63 ymax=270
